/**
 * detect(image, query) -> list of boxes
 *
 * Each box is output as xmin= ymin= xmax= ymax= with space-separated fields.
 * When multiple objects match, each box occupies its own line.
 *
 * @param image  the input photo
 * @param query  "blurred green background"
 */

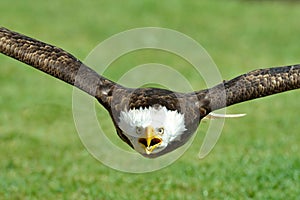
xmin=1 ymin=0 xmax=300 ymax=199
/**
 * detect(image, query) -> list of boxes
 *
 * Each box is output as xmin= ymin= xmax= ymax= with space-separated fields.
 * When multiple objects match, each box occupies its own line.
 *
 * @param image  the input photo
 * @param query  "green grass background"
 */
xmin=1 ymin=0 xmax=300 ymax=199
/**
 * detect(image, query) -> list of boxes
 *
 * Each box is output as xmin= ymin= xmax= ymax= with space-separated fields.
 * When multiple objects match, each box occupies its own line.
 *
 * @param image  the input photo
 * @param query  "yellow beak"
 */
xmin=138 ymin=126 xmax=162 ymax=155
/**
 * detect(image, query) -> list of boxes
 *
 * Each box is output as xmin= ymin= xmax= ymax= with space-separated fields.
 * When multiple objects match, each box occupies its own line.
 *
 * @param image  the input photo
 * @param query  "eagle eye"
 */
xmin=157 ymin=127 xmax=164 ymax=135
xmin=136 ymin=126 xmax=142 ymax=135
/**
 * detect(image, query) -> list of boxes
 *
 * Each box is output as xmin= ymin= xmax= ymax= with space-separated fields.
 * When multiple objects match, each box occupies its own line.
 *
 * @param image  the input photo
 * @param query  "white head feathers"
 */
xmin=118 ymin=106 xmax=186 ymax=138
xmin=118 ymin=106 xmax=187 ymax=155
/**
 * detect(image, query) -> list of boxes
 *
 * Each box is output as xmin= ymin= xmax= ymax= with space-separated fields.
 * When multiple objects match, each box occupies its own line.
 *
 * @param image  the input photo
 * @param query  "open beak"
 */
xmin=138 ymin=126 xmax=162 ymax=155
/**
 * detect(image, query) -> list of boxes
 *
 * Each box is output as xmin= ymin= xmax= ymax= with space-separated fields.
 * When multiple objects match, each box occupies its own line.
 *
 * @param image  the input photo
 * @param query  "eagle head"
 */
xmin=118 ymin=106 xmax=187 ymax=157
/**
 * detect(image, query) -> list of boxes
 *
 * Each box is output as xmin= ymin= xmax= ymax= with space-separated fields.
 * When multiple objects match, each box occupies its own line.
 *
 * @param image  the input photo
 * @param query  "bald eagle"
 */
xmin=1 ymin=27 xmax=299 ymax=158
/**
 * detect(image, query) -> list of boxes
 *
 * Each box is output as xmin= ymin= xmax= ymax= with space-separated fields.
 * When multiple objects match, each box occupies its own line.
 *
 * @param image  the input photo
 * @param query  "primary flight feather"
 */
xmin=0 ymin=27 xmax=299 ymax=158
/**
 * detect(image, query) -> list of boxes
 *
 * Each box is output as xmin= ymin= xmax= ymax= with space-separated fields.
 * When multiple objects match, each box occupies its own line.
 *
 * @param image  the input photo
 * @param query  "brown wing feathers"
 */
xmin=1 ymin=27 xmax=300 ymax=117
xmin=203 ymin=65 xmax=300 ymax=112
xmin=0 ymin=27 xmax=118 ymax=109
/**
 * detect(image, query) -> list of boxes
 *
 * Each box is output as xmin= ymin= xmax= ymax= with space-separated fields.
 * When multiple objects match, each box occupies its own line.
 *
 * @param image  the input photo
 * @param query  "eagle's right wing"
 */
xmin=0 ymin=27 xmax=118 ymax=109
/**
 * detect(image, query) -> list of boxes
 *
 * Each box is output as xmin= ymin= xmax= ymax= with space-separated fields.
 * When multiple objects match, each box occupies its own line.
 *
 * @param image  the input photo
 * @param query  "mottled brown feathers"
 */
xmin=205 ymin=65 xmax=300 ymax=111
xmin=1 ymin=27 xmax=300 ymax=156
xmin=0 ymin=27 xmax=118 ymax=109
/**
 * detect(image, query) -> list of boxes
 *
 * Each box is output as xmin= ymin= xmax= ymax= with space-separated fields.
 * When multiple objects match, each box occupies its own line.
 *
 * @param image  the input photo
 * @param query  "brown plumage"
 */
xmin=1 ymin=27 xmax=299 ymax=157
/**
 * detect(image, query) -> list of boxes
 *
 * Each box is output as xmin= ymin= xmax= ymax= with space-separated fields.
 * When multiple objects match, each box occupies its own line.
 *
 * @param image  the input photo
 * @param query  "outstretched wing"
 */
xmin=197 ymin=65 xmax=300 ymax=113
xmin=0 ymin=27 xmax=119 ymax=109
